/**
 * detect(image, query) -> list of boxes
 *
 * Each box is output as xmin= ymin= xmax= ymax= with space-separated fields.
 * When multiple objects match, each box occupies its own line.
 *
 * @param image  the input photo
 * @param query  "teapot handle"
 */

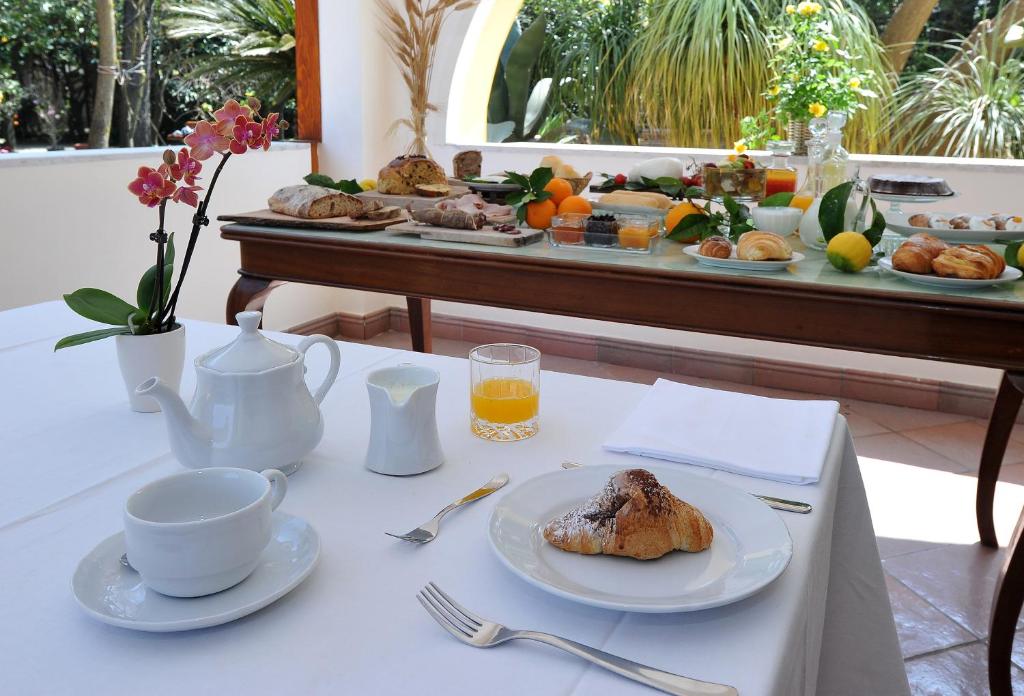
xmin=297 ymin=334 xmax=341 ymax=404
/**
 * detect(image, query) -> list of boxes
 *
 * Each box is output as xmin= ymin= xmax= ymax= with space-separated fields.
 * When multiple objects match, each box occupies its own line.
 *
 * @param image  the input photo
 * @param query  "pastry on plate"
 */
xmin=931 ymin=246 xmax=1004 ymax=280
xmin=698 ymin=235 xmax=733 ymax=259
xmin=543 ymin=469 xmax=713 ymax=560
xmin=891 ymin=233 xmax=949 ymax=274
xmin=736 ymin=231 xmax=792 ymax=261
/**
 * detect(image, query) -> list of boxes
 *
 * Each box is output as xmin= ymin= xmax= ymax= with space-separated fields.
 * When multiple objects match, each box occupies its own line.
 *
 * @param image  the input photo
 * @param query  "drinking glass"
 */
xmin=470 ymin=344 xmax=540 ymax=441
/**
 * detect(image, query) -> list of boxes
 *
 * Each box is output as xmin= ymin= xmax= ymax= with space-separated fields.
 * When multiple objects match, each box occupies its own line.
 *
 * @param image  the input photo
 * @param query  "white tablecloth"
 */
xmin=0 ymin=304 xmax=910 ymax=696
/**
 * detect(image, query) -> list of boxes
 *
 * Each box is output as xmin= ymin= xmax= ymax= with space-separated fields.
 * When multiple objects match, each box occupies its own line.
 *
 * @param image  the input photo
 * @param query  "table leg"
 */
xmin=989 ymin=505 xmax=1024 ymax=696
xmin=226 ymin=276 xmax=286 ymax=327
xmin=406 ymin=297 xmax=432 ymax=353
xmin=978 ymin=372 xmax=1024 ymax=547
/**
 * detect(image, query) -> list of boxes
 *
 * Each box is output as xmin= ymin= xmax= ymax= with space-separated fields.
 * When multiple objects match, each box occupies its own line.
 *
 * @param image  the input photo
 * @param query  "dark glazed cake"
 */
xmin=867 ymin=174 xmax=953 ymax=197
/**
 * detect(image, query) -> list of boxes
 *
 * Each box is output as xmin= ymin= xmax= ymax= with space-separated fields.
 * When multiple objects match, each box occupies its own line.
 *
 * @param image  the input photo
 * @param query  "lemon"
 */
xmin=826 ymin=231 xmax=872 ymax=273
xmin=1017 ymin=244 xmax=1024 ymax=268
xmin=359 ymin=178 xmax=377 ymax=191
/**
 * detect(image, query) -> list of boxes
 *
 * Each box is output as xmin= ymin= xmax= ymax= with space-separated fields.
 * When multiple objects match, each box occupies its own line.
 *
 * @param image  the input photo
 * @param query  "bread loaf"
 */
xmin=377 ymin=155 xmax=447 ymax=195
xmin=453 ymin=150 xmax=482 ymax=179
xmin=360 ymin=205 xmax=403 ymax=221
xmin=268 ymin=185 xmax=364 ymax=219
xmin=597 ymin=190 xmax=674 ymax=210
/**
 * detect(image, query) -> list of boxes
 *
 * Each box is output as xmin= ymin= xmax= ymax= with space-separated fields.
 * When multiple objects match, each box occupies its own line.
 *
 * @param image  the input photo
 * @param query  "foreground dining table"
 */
xmin=0 ymin=302 xmax=909 ymax=695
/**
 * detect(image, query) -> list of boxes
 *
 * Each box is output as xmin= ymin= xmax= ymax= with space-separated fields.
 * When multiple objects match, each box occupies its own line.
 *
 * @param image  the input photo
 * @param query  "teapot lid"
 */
xmin=199 ymin=311 xmax=298 ymax=373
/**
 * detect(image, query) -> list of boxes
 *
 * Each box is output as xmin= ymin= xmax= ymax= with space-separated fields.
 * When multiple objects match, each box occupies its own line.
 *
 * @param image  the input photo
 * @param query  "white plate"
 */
xmin=592 ymin=203 xmax=669 ymax=219
xmin=489 ymin=466 xmax=792 ymax=613
xmin=467 ymin=181 xmax=522 ymax=193
xmin=886 ymin=215 xmax=1024 ymax=243
xmin=72 ymin=512 xmax=319 ymax=632
xmin=683 ymin=245 xmax=804 ymax=272
xmin=879 ymin=257 xmax=1022 ymax=288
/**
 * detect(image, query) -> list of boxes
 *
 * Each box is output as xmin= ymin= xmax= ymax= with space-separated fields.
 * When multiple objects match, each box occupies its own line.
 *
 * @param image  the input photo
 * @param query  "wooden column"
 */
xmin=295 ymin=0 xmax=322 ymax=144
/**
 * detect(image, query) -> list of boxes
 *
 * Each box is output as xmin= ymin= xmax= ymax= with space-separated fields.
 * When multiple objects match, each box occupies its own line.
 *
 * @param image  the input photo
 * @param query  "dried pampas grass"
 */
xmin=377 ymin=0 xmax=478 ymax=156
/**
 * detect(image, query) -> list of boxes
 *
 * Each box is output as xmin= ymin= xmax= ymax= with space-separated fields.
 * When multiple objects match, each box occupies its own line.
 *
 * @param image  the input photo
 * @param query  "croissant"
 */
xmin=698 ymin=235 xmax=733 ymax=259
xmin=960 ymin=244 xmax=1006 ymax=276
xmin=736 ymin=231 xmax=792 ymax=261
xmin=892 ymin=233 xmax=949 ymax=274
xmin=543 ymin=469 xmax=713 ymax=560
xmin=932 ymin=246 xmax=1004 ymax=280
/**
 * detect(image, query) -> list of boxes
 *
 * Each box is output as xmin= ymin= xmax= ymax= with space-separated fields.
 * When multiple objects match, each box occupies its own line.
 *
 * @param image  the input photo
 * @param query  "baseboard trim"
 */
xmin=289 ymin=308 xmax=1003 ymax=421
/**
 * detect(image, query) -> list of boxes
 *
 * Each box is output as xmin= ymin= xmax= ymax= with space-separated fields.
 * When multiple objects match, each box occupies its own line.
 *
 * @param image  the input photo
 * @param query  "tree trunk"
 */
xmin=953 ymin=0 xmax=1024 ymax=69
xmin=117 ymin=0 xmax=156 ymax=147
xmin=881 ymin=0 xmax=939 ymax=75
xmin=88 ymin=0 xmax=116 ymax=149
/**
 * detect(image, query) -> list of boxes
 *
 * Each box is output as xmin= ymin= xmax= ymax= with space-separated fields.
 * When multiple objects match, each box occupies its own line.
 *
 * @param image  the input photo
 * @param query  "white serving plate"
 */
xmin=886 ymin=214 xmax=1024 ymax=243
xmin=489 ymin=465 xmax=792 ymax=613
xmin=879 ymin=257 xmax=1022 ymax=288
xmin=683 ymin=244 xmax=804 ymax=272
xmin=72 ymin=512 xmax=319 ymax=632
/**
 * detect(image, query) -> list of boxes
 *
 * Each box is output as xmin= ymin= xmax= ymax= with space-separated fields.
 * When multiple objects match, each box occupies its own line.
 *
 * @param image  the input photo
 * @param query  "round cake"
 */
xmin=867 ymin=174 xmax=953 ymax=197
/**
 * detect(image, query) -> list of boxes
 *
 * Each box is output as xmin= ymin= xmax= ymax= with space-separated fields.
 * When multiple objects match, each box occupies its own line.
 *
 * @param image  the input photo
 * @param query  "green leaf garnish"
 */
xmin=760 ymin=192 xmax=796 ymax=207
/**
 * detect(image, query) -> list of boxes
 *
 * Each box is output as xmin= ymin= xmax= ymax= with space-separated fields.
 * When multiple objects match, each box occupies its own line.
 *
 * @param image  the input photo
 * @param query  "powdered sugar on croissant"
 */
xmin=543 ymin=469 xmax=713 ymax=560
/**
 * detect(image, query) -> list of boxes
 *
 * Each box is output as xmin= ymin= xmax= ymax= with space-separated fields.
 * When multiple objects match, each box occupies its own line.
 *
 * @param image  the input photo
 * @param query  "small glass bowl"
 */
xmin=703 ymin=165 xmax=768 ymax=202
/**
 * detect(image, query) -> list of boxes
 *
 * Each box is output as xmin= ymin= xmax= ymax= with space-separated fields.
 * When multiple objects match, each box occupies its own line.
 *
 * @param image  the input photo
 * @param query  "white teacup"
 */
xmin=752 ymin=206 xmax=804 ymax=237
xmin=123 ymin=467 xmax=287 ymax=597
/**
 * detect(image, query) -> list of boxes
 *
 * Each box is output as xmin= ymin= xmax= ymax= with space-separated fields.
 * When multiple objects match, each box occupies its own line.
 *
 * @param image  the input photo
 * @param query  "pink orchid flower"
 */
xmin=172 ymin=185 xmax=202 ymax=208
xmin=183 ymin=120 xmax=230 ymax=161
xmin=230 ymin=115 xmax=264 ymax=154
xmin=127 ymin=166 xmax=176 ymax=207
xmin=260 ymin=113 xmax=281 ymax=150
xmin=170 ymin=148 xmax=202 ymax=185
xmin=214 ymin=98 xmax=251 ymax=125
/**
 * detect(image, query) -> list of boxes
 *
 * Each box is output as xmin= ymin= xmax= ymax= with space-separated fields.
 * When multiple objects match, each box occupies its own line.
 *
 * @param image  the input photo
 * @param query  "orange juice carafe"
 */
xmin=764 ymin=141 xmax=798 ymax=198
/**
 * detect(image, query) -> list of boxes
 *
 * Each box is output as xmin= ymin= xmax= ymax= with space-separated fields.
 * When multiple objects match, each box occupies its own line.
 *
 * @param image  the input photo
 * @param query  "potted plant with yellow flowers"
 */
xmin=745 ymin=1 xmax=878 ymax=154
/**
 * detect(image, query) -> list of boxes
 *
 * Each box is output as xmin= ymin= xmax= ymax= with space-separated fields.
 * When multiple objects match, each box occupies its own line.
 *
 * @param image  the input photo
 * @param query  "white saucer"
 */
xmin=879 ymin=257 xmax=1022 ymax=288
xmin=72 ymin=512 xmax=320 ymax=632
xmin=683 ymin=245 xmax=804 ymax=272
xmin=489 ymin=466 xmax=792 ymax=613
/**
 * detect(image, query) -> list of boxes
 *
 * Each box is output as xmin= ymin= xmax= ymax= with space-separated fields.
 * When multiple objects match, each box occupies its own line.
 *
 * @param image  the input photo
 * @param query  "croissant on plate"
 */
xmin=542 ymin=469 xmax=713 ymax=560
xmin=932 ymin=246 xmax=1005 ymax=280
xmin=736 ymin=231 xmax=792 ymax=261
xmin=698 ymin=235 xmax=733 ymax=259
xmin=892 ymin=233 xmax=949 ymax=274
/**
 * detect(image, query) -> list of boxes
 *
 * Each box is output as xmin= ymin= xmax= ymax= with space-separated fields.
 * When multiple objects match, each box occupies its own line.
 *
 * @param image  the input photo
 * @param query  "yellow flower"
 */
xmin=785 ymin=4 xmax=796 ymax=13
xmin=848 ymin=77 xmax=862 ymax=89
xmin=809 ymin=103 xmax=827 ymax=118
xmin=797 ymin=1 xmax=822 ymax=16
xmin=769 ymin=85 xmax=781 ymax=96
xmin=734 ymin=141 xmax=748 ymax=154
xmin=812 ymin=39 xmax=829 ymax=52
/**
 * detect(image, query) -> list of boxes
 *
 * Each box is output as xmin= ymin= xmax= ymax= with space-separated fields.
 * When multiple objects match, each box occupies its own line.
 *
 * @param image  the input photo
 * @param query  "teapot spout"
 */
xmin=136 ymin=377 xmax=213 ymax=469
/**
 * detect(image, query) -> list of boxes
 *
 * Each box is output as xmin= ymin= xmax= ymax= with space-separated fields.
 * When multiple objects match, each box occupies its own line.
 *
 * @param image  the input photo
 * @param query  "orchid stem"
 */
xmin=160 ymin=151 xmax=231 ymax=330
xmin=153 ymin=200 xmax=167 ymax=334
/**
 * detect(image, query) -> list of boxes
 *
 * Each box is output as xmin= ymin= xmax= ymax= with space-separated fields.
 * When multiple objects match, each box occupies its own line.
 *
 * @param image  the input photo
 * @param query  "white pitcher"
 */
xmin=365 ymin=365 xmax=444 ymax=476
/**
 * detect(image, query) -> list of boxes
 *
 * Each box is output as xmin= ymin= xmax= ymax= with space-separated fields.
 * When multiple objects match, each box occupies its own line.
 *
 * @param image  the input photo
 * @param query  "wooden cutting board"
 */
xmin=356 ymin=187 xmax=471 ymax=211
xmin=386 ymin=221 xmax=544 ymax=247
xmin=218 ymin=209 xmax=406 ymax=232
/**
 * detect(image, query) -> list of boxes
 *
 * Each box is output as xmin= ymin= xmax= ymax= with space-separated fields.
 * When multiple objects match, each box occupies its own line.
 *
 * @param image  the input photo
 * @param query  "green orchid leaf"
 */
xmin=54 ymin=326 xmax=133 ymax=351
xmin=1005 ymin=241 xmax=1023 ymax=269
xmin=819 ymin=182 xmax=855 ymax=242
xmin=63 ymin=288 xmax=139 ymax=326
xmin=760 ymin=192 xmax=796 ymax=207
xmin=529 ymin=166 xmax=554 ymax=193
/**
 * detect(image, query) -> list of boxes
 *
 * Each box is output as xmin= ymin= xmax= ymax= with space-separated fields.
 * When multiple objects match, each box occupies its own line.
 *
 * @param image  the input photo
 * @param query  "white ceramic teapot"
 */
xmin=137 ymin=311 xmax=341 ymax=475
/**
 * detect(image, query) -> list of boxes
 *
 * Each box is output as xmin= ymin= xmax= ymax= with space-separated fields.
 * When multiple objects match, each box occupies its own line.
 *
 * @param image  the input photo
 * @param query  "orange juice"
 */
xmin=790 ymin=194 xmax=814 ymax=212
xmin=471 ymin=378 xmax=538 ymax=424
xmin=617 ymin=225 xmax=652 ymax=250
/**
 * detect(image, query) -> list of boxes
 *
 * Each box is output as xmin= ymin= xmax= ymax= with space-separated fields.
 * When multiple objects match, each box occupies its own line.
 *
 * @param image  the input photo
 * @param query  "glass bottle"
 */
xmin=820 ymin=111 xmax=851 ymax=192
xmin=791 ymin=118 xmax=827 ymax=213
xmin=764 ymin=140 xmax=798 ymax=197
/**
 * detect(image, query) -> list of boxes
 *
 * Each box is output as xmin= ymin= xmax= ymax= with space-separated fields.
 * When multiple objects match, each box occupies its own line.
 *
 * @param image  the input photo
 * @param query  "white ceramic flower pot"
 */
xmin=116 ymin=325 xmax=186 ymax=412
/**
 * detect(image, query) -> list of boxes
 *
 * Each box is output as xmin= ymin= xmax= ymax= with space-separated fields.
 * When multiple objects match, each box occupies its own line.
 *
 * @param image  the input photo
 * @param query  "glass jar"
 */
xmin=703 ymin=164 xmax=767 ymax=202
xmin=764 ymin=140 xmax=798 ymax=197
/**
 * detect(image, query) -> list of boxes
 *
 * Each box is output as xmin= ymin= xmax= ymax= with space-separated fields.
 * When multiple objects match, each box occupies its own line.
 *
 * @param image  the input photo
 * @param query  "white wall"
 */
xmin=0 ymin=143 xmax=363 ymax=331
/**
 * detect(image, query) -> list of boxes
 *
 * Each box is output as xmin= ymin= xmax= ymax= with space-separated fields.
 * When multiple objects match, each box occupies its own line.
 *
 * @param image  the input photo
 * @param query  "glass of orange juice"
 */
xmin=470 ymin=344 xmax=540 ymax=442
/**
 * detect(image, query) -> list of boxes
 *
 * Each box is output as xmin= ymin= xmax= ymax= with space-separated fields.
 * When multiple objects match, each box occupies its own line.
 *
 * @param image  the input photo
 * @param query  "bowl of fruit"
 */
xmin=703 ymin=155 xmax=767 ymax=203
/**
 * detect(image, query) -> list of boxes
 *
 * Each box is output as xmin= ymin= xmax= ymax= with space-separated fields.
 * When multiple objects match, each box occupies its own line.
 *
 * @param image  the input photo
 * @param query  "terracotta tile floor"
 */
xmin=355 ymin=331 xmax=1024 ymax=695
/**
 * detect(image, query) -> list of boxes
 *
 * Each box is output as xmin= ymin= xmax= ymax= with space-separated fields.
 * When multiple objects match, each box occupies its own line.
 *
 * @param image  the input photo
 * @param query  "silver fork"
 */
xmin=417 ymin=582 xmax=738 ymax=696
xmin=386 ymin=473 xmax=509 ymax=543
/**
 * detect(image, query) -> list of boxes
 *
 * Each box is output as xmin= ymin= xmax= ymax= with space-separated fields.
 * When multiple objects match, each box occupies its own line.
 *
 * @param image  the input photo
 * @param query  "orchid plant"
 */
xmin=56 ymin=98 xmax=285 ymax=350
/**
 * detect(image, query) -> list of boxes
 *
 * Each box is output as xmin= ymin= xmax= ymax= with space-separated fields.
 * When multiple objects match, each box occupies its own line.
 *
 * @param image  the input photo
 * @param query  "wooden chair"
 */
xmin=990 ymin=505 xmax=1024 ymax=696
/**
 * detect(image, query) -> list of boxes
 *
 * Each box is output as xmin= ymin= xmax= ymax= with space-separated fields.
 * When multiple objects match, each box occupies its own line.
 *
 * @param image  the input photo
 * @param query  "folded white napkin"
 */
xmin=603 ymin=379 xmax=839 ymax=485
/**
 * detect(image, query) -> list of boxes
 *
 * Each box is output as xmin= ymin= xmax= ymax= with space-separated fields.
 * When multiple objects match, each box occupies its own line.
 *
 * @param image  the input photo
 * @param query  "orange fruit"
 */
xmin=544 ymin=178 xmax=573 ymax=205
xmin=557 ymin=195 xmax=592 ymax=216
xmin=664 ymin=201 xmax=705 ymax=242
xmin=525 ymin=199 xmax=557 ymax=230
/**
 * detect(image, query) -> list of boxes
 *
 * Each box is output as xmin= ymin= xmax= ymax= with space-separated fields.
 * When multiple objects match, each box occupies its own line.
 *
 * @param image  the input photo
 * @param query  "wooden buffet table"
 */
xmin=219 ymin=222 xmax=1024 ymax=553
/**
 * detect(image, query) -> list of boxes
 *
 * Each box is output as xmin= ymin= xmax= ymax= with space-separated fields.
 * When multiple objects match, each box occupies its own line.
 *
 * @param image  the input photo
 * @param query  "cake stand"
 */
xmin=872 ymin=191 xmax=958 ymax=218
